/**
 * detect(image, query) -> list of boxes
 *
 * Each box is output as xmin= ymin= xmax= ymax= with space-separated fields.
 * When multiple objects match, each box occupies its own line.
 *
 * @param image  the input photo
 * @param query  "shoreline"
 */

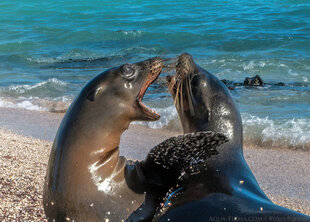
xmin=0 ymin=107 xmax=310 ymax=220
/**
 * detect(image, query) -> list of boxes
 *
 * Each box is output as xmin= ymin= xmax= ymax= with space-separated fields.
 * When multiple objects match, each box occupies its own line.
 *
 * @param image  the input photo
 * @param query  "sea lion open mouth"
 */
xmin=137 ymin=58 xmax=163 ymax=120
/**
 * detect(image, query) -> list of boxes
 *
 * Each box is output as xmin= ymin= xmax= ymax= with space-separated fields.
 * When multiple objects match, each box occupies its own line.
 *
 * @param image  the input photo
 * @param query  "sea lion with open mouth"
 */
xmin=43 ymin=57 xmax=176 ymax=222
xmin=153 ymin=53 xmax=310 ymax=221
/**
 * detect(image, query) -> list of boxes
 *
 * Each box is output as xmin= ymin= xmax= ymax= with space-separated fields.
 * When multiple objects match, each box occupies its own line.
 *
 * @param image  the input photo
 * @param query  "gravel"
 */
xmin=0 ymin=128 xmax=49 ymax=221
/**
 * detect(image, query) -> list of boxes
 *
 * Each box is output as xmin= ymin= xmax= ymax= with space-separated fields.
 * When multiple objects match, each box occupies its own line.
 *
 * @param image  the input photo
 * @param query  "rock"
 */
xmin=243 ymin=75 xmax=264 ymax=86
xmin=221 ymin=79 xmax=236 ymax=90
xmin=274 ymin=82 xmax=285 ymax=86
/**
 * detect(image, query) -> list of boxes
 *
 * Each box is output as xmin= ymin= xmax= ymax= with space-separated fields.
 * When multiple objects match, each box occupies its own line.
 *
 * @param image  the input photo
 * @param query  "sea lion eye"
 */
xmin=122 ymin=64 xmax=135 ymax=79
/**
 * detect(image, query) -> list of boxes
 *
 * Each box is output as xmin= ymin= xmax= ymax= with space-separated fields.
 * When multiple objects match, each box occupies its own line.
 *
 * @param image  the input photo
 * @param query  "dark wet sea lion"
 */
xmin=43 ymin=57 xmax=175 ymax=221
xmin=156 ymin=53 xmax=310 ymax=221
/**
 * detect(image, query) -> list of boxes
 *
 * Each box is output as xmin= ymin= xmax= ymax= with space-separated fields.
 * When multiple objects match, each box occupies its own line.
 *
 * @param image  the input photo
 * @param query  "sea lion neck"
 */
xmin=58 ymin=105 xmax=130 ymax=158
xmin=48 ymin=105 xmax=130 ymax=195
xmin=178 ymin=72 xmax=243 ymax=155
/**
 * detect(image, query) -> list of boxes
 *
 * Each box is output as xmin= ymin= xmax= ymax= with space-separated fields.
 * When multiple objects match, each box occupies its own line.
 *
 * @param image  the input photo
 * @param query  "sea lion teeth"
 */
xmin=136 ymin=58 xmax=162 ymax=120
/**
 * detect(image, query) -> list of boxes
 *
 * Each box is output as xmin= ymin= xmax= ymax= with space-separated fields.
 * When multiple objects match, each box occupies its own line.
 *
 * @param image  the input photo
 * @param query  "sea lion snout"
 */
xmin=176 ymin=53 xmax=195 ymax=77
xmin=149 ymin=57 xmax=164 ymax=78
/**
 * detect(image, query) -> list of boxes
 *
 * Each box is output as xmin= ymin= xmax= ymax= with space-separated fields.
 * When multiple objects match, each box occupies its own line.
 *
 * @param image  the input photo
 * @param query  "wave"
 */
xmin=242 ymin=113 xmax=310 ymax=150
xmin=0 ymin=98 xmax=47 ymax=112
xmin=27 ymin=46 xmax=162 ymax=69
xmin=26 ymin=53 xmax=113 ymax=66
xmin=0 ymin=93 xmax=309 ymax=151
xmin=0 ymin=78 xmax=68 ymax=98
xmin=133 ymin=105 xmax=181 ymax=131
xmin=0 ymin=97 xmax=71 ymax=113
xmin=136 ymin=111 xmax=310 ymax=150
xmin=9 ymin=78 xmax=67 ymax=90
xmin=116 ymin=30 xmax=143 ymax=37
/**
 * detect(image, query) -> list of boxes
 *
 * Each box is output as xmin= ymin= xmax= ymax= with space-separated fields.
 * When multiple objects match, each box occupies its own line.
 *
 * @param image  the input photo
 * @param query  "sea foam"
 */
xmin=242 ymin=113 xmax=310 ymax=150
xmin=133 ymin=105 xmax=180 ymax=130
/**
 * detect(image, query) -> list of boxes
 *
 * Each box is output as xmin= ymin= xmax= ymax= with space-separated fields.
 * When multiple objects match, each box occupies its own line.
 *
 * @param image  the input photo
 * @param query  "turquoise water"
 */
xmin=0 ymin=0 xmax=310 ymax=149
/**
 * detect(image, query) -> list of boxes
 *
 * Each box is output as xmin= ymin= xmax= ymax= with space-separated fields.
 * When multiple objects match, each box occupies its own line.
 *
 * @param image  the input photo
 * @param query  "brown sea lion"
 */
xmin=152 ymin=53 xmax=310 ymax=221
xmin=43 ymin=57 xmax=173 ymax=221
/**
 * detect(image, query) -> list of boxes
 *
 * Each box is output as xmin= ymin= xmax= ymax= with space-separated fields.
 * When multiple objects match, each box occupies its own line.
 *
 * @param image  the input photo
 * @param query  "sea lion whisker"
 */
xmin=186 ymin=73 xmax=195 ymax=116
xmin=174 ymin=81 xmax=181 ymax=106
xmin=180 ymin=80 xmax=184 ymax=115
xmin=166 ymin=77 xmax=176 ymax=93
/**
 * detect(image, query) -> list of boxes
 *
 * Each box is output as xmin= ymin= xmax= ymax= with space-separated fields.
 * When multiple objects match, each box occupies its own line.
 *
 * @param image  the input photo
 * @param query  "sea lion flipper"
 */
xmin=125 ymin=159 xmax=174 ymax=222
xmin=125 ymin=193 xmax=163 ymax=222
xmin=124 ymin=160 xmax=148 ymax=194
xmin=126 ymin=132 xmax=228 ymax=221
xmin=148 ymin=131 xmax=228 ymax=172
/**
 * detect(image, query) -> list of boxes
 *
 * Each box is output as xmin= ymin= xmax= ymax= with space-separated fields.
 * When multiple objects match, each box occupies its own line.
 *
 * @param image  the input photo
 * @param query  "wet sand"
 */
xmin=0 ymin=107 xmax=309 ymax=221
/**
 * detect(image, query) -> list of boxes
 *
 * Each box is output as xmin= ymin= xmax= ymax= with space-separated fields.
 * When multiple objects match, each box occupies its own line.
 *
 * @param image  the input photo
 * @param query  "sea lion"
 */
xmin=154 ymin=53 xmax=310 ymax=221
xmin=43 ymin=57 xmax=173 ymax=221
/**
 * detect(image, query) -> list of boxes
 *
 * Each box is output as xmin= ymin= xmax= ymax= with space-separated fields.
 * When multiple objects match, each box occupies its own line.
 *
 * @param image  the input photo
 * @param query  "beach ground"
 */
xmin=0 ymin=107 xmax=309 ymax=221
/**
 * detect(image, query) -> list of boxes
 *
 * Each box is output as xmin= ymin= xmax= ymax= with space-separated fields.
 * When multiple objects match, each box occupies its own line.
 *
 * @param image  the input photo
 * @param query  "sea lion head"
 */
xmin=167 ymin=53 xmax=242 ymax=146
xmin=71 ymin=57 xmax=163 ymax=128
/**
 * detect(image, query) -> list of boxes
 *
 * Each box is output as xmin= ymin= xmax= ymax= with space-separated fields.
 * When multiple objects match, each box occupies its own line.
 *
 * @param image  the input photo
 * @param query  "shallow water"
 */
xmin=0 ymin=0 xmax=310 ymax=149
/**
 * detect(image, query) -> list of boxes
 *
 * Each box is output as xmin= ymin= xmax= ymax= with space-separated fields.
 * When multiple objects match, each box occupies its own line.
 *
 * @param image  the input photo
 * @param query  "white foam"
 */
xmin=121 ymin=30 xmax=142 ymax=36
xmin=5 ymin=78 xmax=67 ymax=94
xmin=243 ymin=61 xmax=255 ymax=71
xmin=0 ymin=96 xmax=71 ymax=113
xmin=259 ymin=61 xmax=266 ymax=67
xmin=27 ymin=57 xmax=60 ymax=64
xmin=288 ymin=69 xmax=298 ymax=76
xmin=242 ymin=113 xmax=310 ymax=149
xmin=133 ymin=105 xmax=179 ymax=129
xmin=0 ymin=98 xmax=46 ymax=111
xmin=302 ymin=76 xmax=308 ymax=82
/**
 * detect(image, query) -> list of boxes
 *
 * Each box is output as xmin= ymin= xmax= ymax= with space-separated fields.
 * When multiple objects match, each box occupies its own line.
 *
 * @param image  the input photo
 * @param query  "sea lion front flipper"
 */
xmin=125 ymin=193 xmax=163 ymax=222
xmin=125 ymin=131 xmax=228 ymax=222
xmin=147 ymin=131 xmax=228 ymax=174
xmin=125 ymin=160 xmax=172 ymax=222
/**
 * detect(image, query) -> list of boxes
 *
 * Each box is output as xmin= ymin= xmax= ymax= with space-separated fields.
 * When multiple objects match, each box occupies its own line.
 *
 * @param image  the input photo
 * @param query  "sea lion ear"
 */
xmin=87 ymin=90 xmax=97 ymax=102
xmin=87 ymin=87 xmax=101 ymax=102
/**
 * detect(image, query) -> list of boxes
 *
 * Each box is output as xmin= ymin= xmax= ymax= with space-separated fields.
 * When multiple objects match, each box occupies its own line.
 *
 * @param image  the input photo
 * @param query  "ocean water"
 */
xmin=0 ymin=0 xmax=310 ymax=149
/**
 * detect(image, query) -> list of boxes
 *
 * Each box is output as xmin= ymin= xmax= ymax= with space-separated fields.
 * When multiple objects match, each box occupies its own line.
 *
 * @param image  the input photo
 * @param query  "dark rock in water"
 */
xmin=243 ymin=75 xmax=264 ymax=86
xmin=274 ymin=82 xmax=285 ymax=86
xmin=221 ymin=79 xmax=236 ymax=90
